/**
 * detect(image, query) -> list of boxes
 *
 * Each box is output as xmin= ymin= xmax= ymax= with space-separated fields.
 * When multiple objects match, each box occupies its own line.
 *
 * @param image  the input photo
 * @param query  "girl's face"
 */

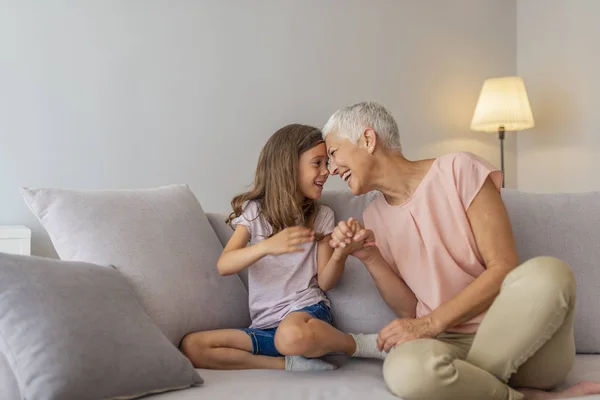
xmin=297 ymin=143 xmax=329 ymax=201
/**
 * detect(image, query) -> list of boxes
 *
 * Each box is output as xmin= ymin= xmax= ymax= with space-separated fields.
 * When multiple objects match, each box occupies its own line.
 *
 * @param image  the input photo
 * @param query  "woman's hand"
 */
xmin=377 ymin=317 xmax=441 ymax=352
xmin=261 ymin=226 xmax=314 ymax=255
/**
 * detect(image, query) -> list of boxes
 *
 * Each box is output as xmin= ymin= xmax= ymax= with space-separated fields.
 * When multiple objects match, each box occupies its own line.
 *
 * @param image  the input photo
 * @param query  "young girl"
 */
xmin=180 ymin=124 xmax=383 ymax=371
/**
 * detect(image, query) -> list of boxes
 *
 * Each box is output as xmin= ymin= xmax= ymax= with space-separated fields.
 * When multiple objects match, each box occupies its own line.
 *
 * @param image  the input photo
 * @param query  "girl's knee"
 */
xmin=274 ymin=322 xmax=315 ymax=356
xmin=180 ymin=332 xmax=211 ymax=367
xmin=180 ymin=332 xmax=199 ymax=354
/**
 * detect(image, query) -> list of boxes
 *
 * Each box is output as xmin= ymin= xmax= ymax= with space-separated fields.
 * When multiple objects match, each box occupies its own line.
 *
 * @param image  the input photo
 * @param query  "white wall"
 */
xmin=517 ymin=0 xmax=600 ymax=192
xmin=0 ymin=0 xmax=516 ymax=257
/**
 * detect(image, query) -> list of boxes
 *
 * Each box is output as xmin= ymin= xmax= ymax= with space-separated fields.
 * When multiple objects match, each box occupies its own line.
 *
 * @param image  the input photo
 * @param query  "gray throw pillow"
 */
xmin=21 ymin=184 xmax=250 ymax=346
xmin=0 ymin=252 xmax=202 ymax=400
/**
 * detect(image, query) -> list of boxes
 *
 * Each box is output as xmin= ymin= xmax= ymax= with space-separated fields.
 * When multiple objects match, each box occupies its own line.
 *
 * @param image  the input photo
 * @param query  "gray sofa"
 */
xmin=160 ymin=189 xmax=600 ymax=399
xmin=2 ymin=188 xmax=600 ymax=399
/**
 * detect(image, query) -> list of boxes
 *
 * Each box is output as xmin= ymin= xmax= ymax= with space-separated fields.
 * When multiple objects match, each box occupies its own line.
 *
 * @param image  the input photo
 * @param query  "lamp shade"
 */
xmin=470 ymin=76 xmax=535 ymax=132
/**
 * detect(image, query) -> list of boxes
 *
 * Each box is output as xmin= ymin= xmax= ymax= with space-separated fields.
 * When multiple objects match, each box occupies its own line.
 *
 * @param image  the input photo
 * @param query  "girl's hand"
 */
xmin=262 ymin=226 xmax=314 ymax=255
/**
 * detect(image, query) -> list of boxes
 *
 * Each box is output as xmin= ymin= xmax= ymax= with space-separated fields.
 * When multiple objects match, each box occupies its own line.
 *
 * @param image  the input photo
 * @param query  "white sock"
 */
xmin=284 ymin=355 xmax=337 ymax=371
xmin=350 ymin=333 xmax=388 ymax=360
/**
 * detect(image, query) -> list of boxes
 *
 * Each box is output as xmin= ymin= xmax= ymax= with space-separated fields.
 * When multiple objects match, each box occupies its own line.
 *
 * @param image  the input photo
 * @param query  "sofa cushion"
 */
xmin=502 ymin=189 xmax=600 ymax=354
xmin=21 ymin=184 xmax=250 ymax=346
xmin=559 ymin=355 xmax=600 ymax=391
xmin=0 ymin=351 xmax=19 ymax=400
xmin=142 ymin=354 xmax=600 ymax=400
xmin=0 ymin=253 xmax=202 ymax=400
xmin=148 ymin=357 xmax=396 ymax=400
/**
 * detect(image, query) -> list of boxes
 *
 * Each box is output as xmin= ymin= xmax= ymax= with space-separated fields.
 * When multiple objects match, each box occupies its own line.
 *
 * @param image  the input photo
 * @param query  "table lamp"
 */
xmin=470 ymin=76 xmax=535 ymax=188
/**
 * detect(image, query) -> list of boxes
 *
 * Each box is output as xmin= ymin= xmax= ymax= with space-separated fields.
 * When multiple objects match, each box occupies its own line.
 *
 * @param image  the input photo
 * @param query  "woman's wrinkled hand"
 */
xmin=377 ymin=317 xmax=439 ymax=352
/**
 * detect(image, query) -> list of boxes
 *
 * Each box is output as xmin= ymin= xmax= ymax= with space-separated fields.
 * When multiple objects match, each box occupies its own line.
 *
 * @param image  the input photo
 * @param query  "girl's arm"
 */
xmin=316 ymin=235 xmax=349 ymax=292
xmin=317 ymin=219 xmax=366 ymax=292
xmin=217 ymin=226 xmax=263 ymax=276
xmin=317 ymin=220 xmax=365 ymax=292
xmin=217 ymin=225 xmax=314 ymax=276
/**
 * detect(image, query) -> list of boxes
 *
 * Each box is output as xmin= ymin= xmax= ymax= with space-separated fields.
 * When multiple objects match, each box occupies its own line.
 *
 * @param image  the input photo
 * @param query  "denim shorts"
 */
xmin=241 ymin=301 xmax=333 ymax=357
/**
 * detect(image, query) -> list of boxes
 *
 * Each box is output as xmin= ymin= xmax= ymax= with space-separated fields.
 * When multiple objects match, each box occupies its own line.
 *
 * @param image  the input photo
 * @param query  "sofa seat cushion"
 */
xmin=146 ymin=355 xmax=600 ymax=400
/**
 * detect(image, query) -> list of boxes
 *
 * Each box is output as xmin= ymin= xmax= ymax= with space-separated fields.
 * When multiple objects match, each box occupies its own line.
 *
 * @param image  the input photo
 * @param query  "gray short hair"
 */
xmin=322 ymin=101 xmax=401 ymax=151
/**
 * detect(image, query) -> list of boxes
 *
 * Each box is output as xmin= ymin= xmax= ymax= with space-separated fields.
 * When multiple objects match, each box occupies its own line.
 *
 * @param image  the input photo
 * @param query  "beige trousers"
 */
xmin=383 ymin=256 xmax=576 ymax=400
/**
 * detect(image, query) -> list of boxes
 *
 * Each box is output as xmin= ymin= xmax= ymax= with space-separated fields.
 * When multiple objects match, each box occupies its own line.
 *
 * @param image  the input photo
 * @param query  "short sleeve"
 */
xmin=314 ymin=205 xmax=335 ymax=236
xmin=231 ymin=201 xmax=260 ymax=237
xmin=452 ymin=152 xmax=503 ymax=209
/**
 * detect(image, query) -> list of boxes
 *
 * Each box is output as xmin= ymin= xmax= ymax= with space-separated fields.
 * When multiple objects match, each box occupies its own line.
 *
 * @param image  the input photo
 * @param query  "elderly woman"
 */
xmin=323 ymin=102 xmax=600 ymax=400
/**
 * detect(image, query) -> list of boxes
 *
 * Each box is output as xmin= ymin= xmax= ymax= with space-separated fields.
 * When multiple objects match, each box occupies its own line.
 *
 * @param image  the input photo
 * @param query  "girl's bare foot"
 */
xmin=518 ymin=381 xmax=600 ymax=400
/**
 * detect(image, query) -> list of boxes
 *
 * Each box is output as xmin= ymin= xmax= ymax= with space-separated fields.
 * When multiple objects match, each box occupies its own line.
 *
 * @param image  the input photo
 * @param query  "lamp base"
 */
xmin=499 ymin=127 xmax=505 ymax=188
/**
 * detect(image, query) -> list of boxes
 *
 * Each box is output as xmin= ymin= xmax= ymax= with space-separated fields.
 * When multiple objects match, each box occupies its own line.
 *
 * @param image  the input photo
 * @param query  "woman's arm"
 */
xmin=360 ymin=249 xmax=417 ymax=319
xmin=377 ymin=177 xmax=519 ymax=351
xmin=330 ymin=219 xmax=417 ymax=317
xmin=425 ymin=177 xmax=519 ymax=332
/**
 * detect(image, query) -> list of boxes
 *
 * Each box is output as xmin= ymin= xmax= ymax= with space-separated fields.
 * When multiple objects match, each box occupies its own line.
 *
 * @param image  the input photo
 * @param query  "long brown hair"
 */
xmin=227 ymin=124 xmax=325 ymax=239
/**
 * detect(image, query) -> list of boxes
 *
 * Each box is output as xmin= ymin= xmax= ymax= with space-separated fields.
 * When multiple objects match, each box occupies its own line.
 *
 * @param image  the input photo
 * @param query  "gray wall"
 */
xmin=0 ymin=0 xmax=516 ymax=256
xmin=517 ymin=0 xmax=600 ymax=192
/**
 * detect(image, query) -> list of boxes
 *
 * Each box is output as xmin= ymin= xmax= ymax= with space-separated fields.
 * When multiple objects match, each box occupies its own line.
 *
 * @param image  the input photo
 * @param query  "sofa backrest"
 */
xmin=502 ymin=189 xmax=600 ymax=354
xmin=207 ymin=189 xmax=600 ymax=353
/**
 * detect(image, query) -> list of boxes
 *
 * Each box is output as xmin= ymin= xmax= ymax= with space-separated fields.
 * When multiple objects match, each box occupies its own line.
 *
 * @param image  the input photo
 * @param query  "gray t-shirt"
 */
xmin=232 ymin=201 xmax=335 ymax=329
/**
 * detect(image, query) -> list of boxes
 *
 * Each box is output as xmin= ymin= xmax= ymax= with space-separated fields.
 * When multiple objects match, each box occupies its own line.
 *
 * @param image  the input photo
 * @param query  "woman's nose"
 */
xmin=328 ymin=159 xmax=338 ymax=175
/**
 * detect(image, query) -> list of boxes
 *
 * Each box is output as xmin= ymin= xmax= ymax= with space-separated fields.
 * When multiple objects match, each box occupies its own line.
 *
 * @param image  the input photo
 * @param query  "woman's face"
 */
xmin=325 ymin=133 xmax=373 ymax=195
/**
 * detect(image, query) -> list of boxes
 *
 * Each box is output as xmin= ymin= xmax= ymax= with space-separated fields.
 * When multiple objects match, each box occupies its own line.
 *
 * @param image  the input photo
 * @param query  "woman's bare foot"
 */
xmin=518 ymin=381 xmax=600 ymax=400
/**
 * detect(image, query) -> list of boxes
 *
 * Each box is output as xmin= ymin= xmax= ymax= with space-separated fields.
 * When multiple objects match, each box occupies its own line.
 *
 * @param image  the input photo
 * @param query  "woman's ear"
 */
xmin=363 ymin=128 xmax=377 ymax=154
